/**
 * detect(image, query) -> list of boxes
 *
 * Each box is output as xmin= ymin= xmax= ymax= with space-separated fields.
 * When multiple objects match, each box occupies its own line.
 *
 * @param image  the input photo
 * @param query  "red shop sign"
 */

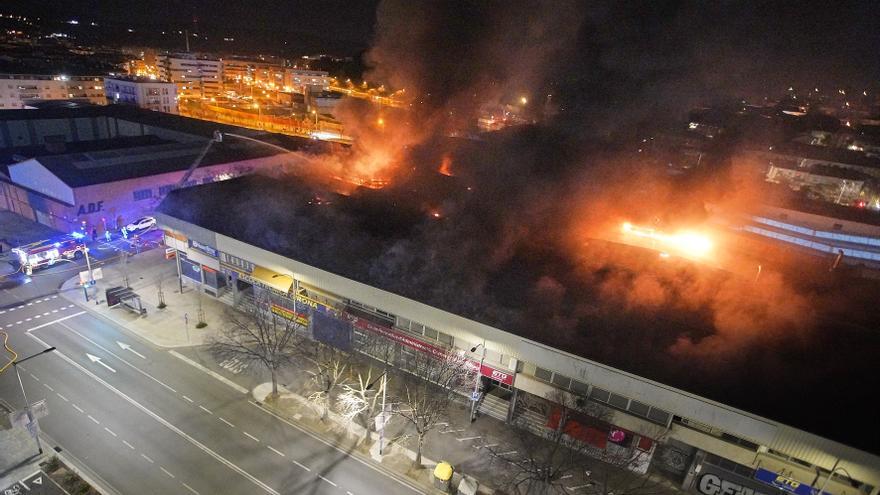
xmin=347 ymin=313 xmax=515 ymax=386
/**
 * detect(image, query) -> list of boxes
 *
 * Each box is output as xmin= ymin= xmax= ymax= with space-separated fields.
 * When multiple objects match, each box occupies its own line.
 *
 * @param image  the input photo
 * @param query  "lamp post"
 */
xmin=469 ymin=340 xmax=486 ymax=422
xmin=311 ymin=110 xmax=318 ymax=128
xmin=75 ymin=245 xmax=94 ymax=301
xmin=366 ymin=371 xmax=388 ymax=455
xmin=13 ymin=346 xmax=57 ymax=455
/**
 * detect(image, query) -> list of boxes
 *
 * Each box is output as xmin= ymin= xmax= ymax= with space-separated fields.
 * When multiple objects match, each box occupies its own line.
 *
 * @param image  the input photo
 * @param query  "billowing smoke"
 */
xmin=255 ymin=2 xmax=880 ymax=437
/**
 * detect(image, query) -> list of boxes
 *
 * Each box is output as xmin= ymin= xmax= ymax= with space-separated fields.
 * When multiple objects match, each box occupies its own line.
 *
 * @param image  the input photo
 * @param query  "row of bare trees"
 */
xmin=208 ymin=294 xmax=674 ymax=494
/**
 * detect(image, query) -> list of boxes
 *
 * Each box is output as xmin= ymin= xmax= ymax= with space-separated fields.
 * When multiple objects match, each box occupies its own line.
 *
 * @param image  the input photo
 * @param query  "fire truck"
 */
xmin=12 ymin=236 xmax=86 ymax=275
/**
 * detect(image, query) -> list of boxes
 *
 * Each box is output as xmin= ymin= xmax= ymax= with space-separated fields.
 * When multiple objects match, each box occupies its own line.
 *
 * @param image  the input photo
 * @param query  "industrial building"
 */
xmin=156 ymin=173 xmax=880 ymax=495
xmin=0 ymin=105 xmax=329 ymax=234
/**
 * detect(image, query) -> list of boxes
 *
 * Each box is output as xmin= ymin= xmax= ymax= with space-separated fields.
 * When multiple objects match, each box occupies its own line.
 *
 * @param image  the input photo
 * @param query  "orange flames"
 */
xmin=438 ymin=154 xmax=453 ymax=176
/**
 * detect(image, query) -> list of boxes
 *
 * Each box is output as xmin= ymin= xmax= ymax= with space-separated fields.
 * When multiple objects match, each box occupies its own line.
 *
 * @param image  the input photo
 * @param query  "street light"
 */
xmin=816 ymin=460 xmax=853 ymax=495
xmin=469 ymin=340 xmax=486 ymax=422
xmin=365 ymin=371 xmax=389 ymax=455
xmin=13 ymin=346 xmax=57 ymax=455
xmin=311 ymin=109 xmax=318 ymax=128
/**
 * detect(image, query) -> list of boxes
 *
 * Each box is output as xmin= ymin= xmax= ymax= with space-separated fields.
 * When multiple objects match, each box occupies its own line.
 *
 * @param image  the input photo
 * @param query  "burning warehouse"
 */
xmin=155 ymin=126 xmax=880 ymax=495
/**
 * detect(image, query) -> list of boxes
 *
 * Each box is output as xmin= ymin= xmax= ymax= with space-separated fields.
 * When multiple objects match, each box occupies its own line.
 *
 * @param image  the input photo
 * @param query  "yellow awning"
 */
xmin=250 ymin=265 xmax=293 ymax=293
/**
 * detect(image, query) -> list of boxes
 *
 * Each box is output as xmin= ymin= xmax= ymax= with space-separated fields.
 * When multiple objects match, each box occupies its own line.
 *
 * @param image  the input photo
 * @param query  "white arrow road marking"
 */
xmin=116 ymin=341 xmax=146 ymax=359
xmin=86 ymin=353 xmax=116 ymax=373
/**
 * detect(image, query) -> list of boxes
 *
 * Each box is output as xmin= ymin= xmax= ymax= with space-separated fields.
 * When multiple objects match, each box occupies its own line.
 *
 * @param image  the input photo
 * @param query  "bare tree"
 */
xmin=208 ymin=293 xmax=303 ymax=399
xmin=337 ymin=366 xmax=387 ymax=446
xmin=393 ymin=349 xmax=476 ymax=468
xmin=304 ymin=342 xmax=350 ymax=421
xmin=487 ymin=390 xmax=672 ymax=495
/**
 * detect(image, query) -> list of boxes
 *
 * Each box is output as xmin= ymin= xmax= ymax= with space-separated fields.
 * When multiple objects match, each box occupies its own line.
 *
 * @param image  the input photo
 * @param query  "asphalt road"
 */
xmin=0 ymin=259 xmax=423 ymax=495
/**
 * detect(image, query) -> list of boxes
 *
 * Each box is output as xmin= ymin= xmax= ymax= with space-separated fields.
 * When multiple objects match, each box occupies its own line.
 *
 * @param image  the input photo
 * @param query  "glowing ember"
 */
xmin=621 ymin=222 xmax=713 ymax=257
xmin=438 ymin=155 xmax=453 ymax=176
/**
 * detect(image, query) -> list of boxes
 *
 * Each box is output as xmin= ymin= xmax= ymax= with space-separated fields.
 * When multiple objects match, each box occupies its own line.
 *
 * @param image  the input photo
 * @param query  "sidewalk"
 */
xmin=59 ymin=250 xmax=684 ymax=495
xmin=60 ymin=248 xmax=229 ymax=348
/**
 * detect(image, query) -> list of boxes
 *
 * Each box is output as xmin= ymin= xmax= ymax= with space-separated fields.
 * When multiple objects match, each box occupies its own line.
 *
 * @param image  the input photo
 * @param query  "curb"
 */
xmin=40 ymin=430 xmax=122 ymax=495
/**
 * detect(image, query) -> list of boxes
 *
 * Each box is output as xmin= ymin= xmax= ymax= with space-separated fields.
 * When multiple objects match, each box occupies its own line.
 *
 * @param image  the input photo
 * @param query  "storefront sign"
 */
xmin=271 ymin=303 xmax=309 ymax=327
xmin=693 ymin=464 xmax=773 ymax=495
xmin=188 ymin=239 xmax=218 ymax=258
xmin=346 ymin=313 xmax=515 ymax=385
xmin=754 ymin=469 xmax=827 ymax=495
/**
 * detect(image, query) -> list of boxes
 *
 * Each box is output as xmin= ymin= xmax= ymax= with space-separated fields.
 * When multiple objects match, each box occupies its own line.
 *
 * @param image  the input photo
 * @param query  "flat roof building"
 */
xmin=156 ymin=172 xmax=880 ymax=495
xmin=0 ymin=105 xmax=330 ymax=234
xmin=0 ymin=73 xmax=106 ymax=109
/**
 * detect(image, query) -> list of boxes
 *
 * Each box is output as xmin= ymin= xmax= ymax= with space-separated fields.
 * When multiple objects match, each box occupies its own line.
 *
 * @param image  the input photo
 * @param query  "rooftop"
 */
xmin=158 ymin=168 xmax=880 ymax=455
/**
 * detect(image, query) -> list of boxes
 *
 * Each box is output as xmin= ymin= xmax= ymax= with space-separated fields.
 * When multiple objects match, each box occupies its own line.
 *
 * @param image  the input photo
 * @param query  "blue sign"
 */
xmin=754 ymin=468 xmax=829 ymax=495
xmin=188 ymin=239 xmax=218 ymax=258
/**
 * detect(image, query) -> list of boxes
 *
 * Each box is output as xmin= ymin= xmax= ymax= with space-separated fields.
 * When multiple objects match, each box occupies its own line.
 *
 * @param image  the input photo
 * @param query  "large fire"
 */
xmin=621 ymin=222 xmax=713 ymax=258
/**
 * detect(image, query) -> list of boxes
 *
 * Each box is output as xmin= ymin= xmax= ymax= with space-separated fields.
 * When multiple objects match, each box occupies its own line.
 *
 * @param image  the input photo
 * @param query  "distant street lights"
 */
xmin=13 ymin=346 xmax=57 ymax=455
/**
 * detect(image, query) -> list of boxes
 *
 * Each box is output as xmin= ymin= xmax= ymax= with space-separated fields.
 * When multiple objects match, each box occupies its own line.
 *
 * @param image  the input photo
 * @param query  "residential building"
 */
xmin=156 ymin=53 xmax=222 ymax=100
xmin=221 ymin=58 xmax=285 ymax=92
xmin=104 ymin=76 xmax=178 ymax=114
xmin=284 ymin=68 xmax=330 ymax=93
xmin=0 ymin=74 xmax=105 ymax=109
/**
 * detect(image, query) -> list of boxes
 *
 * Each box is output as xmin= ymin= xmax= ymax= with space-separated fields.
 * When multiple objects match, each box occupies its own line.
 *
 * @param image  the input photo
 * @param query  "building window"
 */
xmin=133 ymin=189 xmax=152 ymax=201
xmin=570 ymin=379 xmax=590 ymax=396
xmin=628 ymin=400 xmax=650 ymax=417
xmin=608 ymin=393 xmax=630 ymax=409
xmin=589 ymin=387 xmax=610 ymax=402
xmin=551 ymin=373 xmax=571 ymax=389
xmin=437 ymin=332 xmax=453 ymax=346
xmin=647 ymin=407 xmax=671 ymax=425
xmin=534 ymin=367 xmax=553 ymax=382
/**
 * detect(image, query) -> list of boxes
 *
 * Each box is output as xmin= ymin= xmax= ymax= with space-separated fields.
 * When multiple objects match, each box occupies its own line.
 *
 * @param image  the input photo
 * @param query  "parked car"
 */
xmin=125 ymin=216 xmax=157 ymax=232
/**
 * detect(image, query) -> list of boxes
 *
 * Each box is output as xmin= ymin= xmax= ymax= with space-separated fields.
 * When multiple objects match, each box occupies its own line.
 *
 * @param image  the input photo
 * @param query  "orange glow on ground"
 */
xmin=438 ymin=155 xmax=453 ymax=176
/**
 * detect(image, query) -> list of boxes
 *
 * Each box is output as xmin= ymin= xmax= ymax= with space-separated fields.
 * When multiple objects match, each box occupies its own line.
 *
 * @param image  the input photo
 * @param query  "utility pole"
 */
xmin=13 ymin=347 xmax=57 ymax=455
xmin=470 ymin=340 xmax=486 ymax=422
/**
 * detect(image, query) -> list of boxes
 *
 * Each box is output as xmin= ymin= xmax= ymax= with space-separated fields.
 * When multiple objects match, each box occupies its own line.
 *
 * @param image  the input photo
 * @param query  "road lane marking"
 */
xmin=456 ymin=436 xmax=481 ymax=441
xmin=87 ymin=415 xmax=100 ymax=425
xmin=318 ymin=476 xmax=337 ymax=487
xmin=116 ymin=341 xmax=146 ymax=359
xmin=141 ymin=454 xmax=154 ymax=464
xmin=182 ymin=395 xmax=194 ymax=403
xmin=5 ymin=324 xmax=11 ymax=328
xmin=250 ymin=400 xmax=421 ymax=493
xmin=86 ymin=353 xmax=116 ymax=373
xmin=56 ymin=322 xmax=178 ymax=393
xmin=25 ymin=318 xmax=31 ymax=321
xmin=34 ymin=315 xmax=41 ymax=319
xmin=498 ymin=450 xmax=518 ymax=456
xmin=22 ymin=311 xmax=85 ymax=334
xmin=29 ymin=373 xmax=39 ymax=381
xmin=243 ymin=431 xmax=260 ymax=442
xmin=16 ymin=321 xmax=22 ymax=325
xmin=168 ymin=350 xmax=248 ymax=394
xmin=52 ymin=295 xmax=58 ymax=299
xmin=72 ymin=404 xmax=85 ymax=413
xmin=182 ymin=482 xmax=200 ymax=494
xmin=219 ymin=417 xmax=235 ymax=428
xmin=43 ymin=383 xmax=54 ymax=392
xmin=122 ymin=440 xmax=135 ymax=450
xmin=267 ymin=446 xmax=285 ymax=457
xmin=199 ymin=405 xmax=213 ymax=415
xmin=52 ymin=310 xmax=58 ymax=313
xmin=160 ymin=467 xmax=175 ymax=479
xmin=27 ymin=302 xmax=32 ymax=306
xmin=56 ymin=393 xmax=68 ymax=402
xmin=104 ymin=427 xmax=117 ymax=437
xmin=43 ymin=312 xmax=50 ymax=316
xmin=27 ymin=332 xmax=281 ymax=495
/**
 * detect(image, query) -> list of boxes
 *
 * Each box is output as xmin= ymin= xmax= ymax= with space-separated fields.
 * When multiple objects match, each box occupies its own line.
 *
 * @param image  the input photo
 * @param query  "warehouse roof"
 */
xmin=157 ymin=172 xmax=880 ymax=455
